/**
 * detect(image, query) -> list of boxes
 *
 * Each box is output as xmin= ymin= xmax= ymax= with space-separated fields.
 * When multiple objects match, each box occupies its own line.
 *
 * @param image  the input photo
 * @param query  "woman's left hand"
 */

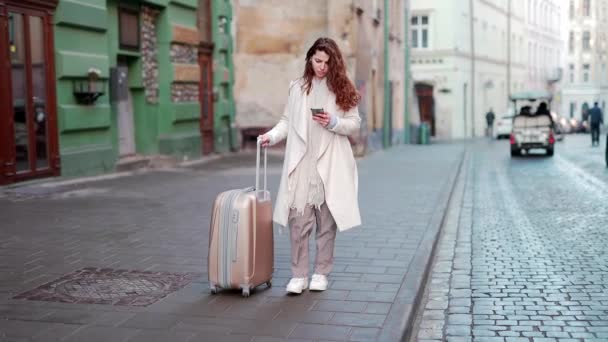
xmin=313 ymin=112 xmax=331 ymax=127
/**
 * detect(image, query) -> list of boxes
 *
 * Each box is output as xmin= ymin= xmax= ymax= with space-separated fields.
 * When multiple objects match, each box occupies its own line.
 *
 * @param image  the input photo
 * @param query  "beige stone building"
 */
xmin=561 ymin=0 xmax=608 ymax=121
xmin=232 ymin=0 xmax=411 ymax=154
xmin=410 ymin=0 xmax=564 ymax=139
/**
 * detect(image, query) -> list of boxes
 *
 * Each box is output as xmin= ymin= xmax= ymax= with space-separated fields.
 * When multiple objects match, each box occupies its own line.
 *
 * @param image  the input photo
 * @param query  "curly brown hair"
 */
xmin=302 ymin=37 xmax=361 ymax=112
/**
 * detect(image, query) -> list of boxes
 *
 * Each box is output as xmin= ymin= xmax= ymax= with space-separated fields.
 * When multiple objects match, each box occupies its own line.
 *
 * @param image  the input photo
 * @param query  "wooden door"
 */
xmin=198 ymin=0 xmax=214 ymax=155
xmin=115 ymin=60 xmax=136 ymax=156
xmin=0 ymin=6 xmax=11 ymax=183
xmin=0 ymin=4 xmax=59 ymax=185
xmin=415 ymin=83 xmax=436 ymax=136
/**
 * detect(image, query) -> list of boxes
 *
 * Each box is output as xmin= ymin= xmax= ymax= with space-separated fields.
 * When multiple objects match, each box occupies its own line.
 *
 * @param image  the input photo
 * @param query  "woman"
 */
xmin=259 ymin=37 xmax=362 ymax=294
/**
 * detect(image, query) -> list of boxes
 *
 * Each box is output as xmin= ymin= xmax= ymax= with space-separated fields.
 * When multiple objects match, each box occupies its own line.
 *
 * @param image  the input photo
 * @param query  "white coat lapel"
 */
xmin=292 ymin=85 xmax=308 ymax=145
xmin=286 ymin=86 xmax=309 ymax=176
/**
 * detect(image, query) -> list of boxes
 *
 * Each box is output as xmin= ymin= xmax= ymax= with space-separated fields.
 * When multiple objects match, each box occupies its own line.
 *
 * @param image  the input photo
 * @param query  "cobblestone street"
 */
xmin=0 ymin=143 xmax=464 ymax=342
xmin=412 ymin=134 xmax=608 ymax=342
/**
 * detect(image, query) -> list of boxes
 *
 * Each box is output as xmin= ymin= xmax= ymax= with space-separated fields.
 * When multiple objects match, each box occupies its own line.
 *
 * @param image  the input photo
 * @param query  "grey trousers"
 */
xmin=288 ymin=203 xmax=337 ymax=278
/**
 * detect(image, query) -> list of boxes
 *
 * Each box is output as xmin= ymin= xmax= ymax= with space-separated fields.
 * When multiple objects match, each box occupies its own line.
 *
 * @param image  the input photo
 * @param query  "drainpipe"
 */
xmin=507 ymin=0 xmax=511 ymax=105
xmin=463 ymin=82 xmax=468 ymax=137
xmin=404 ymin=0 xmax=410 ymax=144
xmin=469 ymin=0 xmax=476 ymax=137
xmin=383 ymin=0 xmax=390 ymax=148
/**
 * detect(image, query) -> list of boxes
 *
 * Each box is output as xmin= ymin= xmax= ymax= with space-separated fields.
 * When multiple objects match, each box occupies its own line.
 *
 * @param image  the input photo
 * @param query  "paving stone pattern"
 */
xmin=414 ymin=140 xmax=608 ymax=342
xmin=0 ymin=144 xmax=463 ymax=341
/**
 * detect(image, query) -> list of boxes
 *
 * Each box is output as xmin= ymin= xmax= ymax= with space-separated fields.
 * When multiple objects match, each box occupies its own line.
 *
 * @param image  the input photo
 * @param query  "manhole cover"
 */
xmin=14 ymin=267 xmax=202 ymax=306
xmin=57 ymin=277 xmax=166 ymax=299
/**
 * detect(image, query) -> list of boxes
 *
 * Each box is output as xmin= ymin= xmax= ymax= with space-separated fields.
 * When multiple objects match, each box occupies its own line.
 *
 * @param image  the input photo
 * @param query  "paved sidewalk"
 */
xmin=0 ymin=143 xmax=465 ymax=342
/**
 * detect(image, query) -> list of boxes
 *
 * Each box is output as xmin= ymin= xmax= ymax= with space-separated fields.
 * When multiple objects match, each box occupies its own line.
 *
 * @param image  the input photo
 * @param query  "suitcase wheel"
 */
xmin=266 ymin=281 xmax=272 ymax=288
xmin=210 ymin=286 xmax=218 ymax=295
xmin=242 ymin=287 xmax=251 ymax=298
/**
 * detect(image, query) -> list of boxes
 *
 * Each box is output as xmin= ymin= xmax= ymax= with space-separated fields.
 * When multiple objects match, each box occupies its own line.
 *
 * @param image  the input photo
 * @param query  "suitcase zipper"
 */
xmin=231 ymin=209 xmax=239 ymax=262
xmin=220 ymin=190 xmax=240 ymax=288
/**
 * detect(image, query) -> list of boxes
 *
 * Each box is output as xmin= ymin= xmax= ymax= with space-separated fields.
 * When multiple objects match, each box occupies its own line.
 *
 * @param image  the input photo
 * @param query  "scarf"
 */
xmin=289 ymin=77 xmax=329 ymax=215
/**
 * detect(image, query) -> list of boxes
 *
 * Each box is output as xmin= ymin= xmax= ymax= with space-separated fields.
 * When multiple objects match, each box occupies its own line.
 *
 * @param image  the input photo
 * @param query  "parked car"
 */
xmin=569 ymin=118 xmax=578 ymax=132
xmin=557 ymin=116 xmax=573 ymax=133
xmin=550 ymin=112 xmax=565 ymax=141
xmin=509 ymin=91 xmax=556 ymax=157
xmin=581 ymin=120 xmax=590 ymax=133
xmin=568 ymin=118 xmax=589 ymax=133
xmin=494 ymin=110 xmax=515 ymax=139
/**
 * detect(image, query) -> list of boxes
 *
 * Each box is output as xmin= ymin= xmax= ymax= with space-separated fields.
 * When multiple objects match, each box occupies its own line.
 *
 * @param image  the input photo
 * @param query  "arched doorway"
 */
xmin=582 ymin=102 xmax=590 ymax=122
xmin=415 ymin=83 xmax=436 ymax=136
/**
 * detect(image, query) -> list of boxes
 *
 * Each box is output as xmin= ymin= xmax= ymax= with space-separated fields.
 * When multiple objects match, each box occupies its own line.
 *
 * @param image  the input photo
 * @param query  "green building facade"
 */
xmin=0 ymin=0 xmax=238 ymax=185
xmin=210 ymin=0 xmax=236 ymax=153
xmin=53 ymin=0 xmax=204 ymax=177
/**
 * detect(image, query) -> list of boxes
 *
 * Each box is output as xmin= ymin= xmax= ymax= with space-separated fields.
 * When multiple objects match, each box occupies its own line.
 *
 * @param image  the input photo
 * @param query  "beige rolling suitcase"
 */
xmin=208 ymin=141 xmax=273 ymax=297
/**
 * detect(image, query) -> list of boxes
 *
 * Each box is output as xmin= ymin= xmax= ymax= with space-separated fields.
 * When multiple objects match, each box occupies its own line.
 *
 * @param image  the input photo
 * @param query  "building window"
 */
xmin=583 ymin=0 xmax=591 ymax=16
xmin=569 ymin=64 xmax=575 ymax=83
xmin=583 ymin=31 xmax=591 ymax=50
xmin=570 ymin=0 xmax=575 ymax=19
xmin=569 ymin=31 xmax=574 ymax=53
xmin=197 ymin=0 xmax=212 ymax=43
xmin=570 ymin=102 xmax=576 ymax=118
xmin=119 ymin=7 xmax=140 ymax=51
xmin=411 ymin=15 xmax=429 ymax=49
xmin=583 ymin=64 xmax=590 ymax=82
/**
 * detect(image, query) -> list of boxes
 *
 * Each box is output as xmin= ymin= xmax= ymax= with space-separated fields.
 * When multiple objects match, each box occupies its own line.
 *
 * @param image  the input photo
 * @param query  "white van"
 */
xmin=508 ymin=91 xmax=556 ymax=157
xmin=511 ymin=114 xmax=555 ymax=156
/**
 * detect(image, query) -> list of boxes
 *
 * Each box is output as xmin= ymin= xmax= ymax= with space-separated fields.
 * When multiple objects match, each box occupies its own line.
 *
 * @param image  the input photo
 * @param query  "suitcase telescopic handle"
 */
xmin=255 ymin=138 xmax=267 ymax=195
xmin=247 ymin=138 xmax=268 ymax=284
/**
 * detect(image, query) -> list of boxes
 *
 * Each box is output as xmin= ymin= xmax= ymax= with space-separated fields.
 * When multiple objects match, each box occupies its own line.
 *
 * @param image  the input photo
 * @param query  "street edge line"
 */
xmin=377 ymin=146 xmax=468 ymax=342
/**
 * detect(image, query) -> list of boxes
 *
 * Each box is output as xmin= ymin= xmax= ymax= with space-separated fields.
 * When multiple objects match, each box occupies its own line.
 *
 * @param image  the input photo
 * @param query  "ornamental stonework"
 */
xmin=142 ymin=6 xmax=160 ymax=104
xmin=172 ymin=83 xmax=199 ymax=103
xmin=171 ymin=44 xmax=198 ymax=64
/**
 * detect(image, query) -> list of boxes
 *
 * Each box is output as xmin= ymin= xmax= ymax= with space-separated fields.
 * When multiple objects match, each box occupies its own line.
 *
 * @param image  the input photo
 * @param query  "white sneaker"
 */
xmin=286 ymin=277 xmax=308 ymax=294
xmin=309 ymin=274 xmax=328 ymax=291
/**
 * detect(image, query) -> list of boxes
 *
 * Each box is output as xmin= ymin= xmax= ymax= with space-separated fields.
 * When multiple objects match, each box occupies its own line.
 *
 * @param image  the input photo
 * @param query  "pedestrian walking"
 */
xmin=485 ymin=108 xmax=495 ymax=138
xmin=258 ymin=37 xmax=362 ymax=294
xmin=589 ymin=102 xmax=603 ymax=146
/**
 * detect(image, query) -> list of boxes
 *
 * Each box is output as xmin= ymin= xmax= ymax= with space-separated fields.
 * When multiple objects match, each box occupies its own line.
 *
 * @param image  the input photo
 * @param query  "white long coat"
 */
xmin=266 ymin=79 xmax=362 ymax=231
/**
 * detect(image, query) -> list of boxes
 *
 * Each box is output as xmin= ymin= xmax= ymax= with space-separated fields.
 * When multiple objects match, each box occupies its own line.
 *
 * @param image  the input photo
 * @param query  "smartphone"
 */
xmin=311 ymin=108 xmax=324 ymax=116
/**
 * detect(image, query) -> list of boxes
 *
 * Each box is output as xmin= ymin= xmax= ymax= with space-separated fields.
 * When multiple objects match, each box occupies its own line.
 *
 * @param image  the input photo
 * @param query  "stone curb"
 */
xmin=377 ymin=146 xmax=468 ymax=342
xmin=0 ymin=149 xmax=285 ymax=192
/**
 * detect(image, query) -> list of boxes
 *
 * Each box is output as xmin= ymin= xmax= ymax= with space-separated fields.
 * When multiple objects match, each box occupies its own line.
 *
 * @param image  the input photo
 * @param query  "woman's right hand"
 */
xmin=258 ymin=134 xmax=271 ymax=147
